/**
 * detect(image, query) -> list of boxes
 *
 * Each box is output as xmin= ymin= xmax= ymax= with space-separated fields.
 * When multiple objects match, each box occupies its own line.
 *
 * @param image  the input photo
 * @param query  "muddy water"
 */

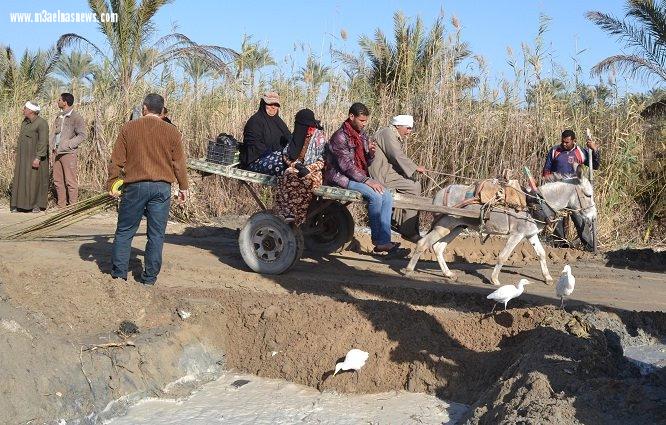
xmin=624 ymin=342 xmax=666 ymax=375
xmin=105 ymin=372 xmax=469 ymax=424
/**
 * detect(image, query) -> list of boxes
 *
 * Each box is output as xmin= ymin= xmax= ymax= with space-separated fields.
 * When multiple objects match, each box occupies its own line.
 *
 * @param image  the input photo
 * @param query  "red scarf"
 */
xmin=343 ymin=119 xmax=368 ymax=175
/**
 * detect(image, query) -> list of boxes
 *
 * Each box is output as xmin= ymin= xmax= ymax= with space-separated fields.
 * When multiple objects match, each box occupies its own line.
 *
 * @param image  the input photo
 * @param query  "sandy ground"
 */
xmin=0 ymin=206 xmax=664 ymax=424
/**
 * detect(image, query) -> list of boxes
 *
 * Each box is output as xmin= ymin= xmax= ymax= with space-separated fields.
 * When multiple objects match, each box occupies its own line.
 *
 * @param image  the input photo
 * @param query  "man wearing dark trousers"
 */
xmin=107 ymin=93 xmax=188 ymax=285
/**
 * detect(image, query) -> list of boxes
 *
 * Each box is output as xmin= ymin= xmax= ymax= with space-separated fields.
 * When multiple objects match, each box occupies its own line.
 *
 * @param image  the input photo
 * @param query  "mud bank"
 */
xmin=0 ymin=210 xmax=664 ymax=424
xmin=4 ymin=279 xmax=664 ymax=424
xmin=0 ymin=293 xmax=225 ymax=424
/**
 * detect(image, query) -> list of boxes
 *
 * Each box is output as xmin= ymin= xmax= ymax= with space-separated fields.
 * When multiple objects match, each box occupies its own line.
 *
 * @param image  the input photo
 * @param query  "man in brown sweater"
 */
xmin=107 ymin=93 xmax=188 ymax=285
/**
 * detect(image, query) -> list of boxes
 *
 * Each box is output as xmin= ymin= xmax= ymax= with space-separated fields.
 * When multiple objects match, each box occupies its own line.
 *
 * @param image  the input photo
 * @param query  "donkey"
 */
xmin=403 ymin=178 xmax=597 ymax=285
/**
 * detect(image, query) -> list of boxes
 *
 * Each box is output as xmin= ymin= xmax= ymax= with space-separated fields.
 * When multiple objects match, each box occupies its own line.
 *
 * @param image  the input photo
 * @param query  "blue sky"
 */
xmin=0 ymin=0 xmax=652 ymax=93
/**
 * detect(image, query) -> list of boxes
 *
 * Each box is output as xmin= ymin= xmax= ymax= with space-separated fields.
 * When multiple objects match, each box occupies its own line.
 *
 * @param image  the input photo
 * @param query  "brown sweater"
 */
xmin=107 ymin=115 xmax=188 ymax=191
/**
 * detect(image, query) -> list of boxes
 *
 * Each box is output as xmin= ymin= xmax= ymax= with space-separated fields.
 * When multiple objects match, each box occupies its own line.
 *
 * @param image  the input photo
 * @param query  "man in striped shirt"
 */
xmin=107 ymin=93 xmax=188 ymax=285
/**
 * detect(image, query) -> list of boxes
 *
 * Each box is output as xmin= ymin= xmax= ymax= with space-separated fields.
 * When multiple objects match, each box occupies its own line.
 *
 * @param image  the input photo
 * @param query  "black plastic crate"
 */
xmin=206 ymin=133 xmax=238 ymax=165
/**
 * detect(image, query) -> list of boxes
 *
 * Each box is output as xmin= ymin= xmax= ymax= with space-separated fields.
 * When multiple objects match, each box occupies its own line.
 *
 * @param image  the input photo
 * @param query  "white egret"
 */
xmin=334 ymin=349 xmax=369 ymax=380
xmin=556 ymin=264 xmax=575 ymax=309
xmin=487 ymin=278 xmax=530 ymax=312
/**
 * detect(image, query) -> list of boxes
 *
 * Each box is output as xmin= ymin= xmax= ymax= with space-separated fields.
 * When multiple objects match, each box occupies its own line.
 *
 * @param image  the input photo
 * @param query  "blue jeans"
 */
xmin=111 ymin=181 xmax=171 ymax=283
xmin=348 ymin=180 xmax=393 ymax=245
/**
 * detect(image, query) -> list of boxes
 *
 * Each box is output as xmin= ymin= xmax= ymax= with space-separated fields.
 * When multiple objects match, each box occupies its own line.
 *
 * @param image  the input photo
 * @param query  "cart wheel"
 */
xmin=239 ymin=212 xmax=304 ymax=274
xmin=301 ymin=201 xmax=355 ymax=254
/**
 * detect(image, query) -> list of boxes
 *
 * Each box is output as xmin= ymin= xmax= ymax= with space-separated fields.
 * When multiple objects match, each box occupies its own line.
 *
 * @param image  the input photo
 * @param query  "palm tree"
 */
xmin=358 ymin=12 xmax=471 ymax=106
xmin=54 ymin=50 xmax=96 ymax=94
xmin=332 ymin=49 xmax=369 ymax=82
xmin=332 ymin=49 xmax=370 ymax=98
xmin=57 ymin=0 xmax=237 ymax=108
xmin=179 ymin=56 xmax=218 ymax=97
xmin=90 ymin=58 xmax=116 ymax=96
xmin=0 ymin=44 xmax=63 ymax=104
xmin=297 ymin=55 xmax=331 ymax=101
xmin=526 ymin=78 xmax=568 ymax=106
xmin=235 ymin=35 xmax=275 ymax=84
xmin=587 ymin=0 xmax=666 ymax=83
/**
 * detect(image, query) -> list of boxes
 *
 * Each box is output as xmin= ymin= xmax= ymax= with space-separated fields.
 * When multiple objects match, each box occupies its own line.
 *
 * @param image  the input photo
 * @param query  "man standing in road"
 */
xmin=11 ymin=101 xmax=49 ymax=212
xmin=50 ymin=92 xmax=87 ymax=208
xmin=107 ymin=93 xmax=188 ymax=285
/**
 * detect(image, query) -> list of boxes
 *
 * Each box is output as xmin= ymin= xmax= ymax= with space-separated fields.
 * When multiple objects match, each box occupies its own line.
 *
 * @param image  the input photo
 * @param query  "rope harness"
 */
xmin=422 ymin=169 xmax=595 ymax=240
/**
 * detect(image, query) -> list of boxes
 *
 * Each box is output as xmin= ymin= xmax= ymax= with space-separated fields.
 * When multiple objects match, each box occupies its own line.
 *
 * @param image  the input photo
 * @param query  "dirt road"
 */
xmin=0 ymin=207 xmax=664 ymax=424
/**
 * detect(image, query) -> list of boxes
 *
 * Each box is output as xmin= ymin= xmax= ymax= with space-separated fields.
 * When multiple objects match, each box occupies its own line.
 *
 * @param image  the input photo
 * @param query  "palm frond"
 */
xmin=627 ymin=0 xmax=666 ymax=44
xmin=587 ymin=2 xmax=666 ymax=84
xmin=592 ymin=53 xmax=666 ymax=81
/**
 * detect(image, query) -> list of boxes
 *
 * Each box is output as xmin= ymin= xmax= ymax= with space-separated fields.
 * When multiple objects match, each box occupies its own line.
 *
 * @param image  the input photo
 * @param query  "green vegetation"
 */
xmin=0 ymin=0 xmax=663 ymax=247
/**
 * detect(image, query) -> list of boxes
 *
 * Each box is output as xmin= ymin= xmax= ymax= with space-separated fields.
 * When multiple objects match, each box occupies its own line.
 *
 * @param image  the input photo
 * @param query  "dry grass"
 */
xmin=0 ymin=45 xmax=663 ymax=249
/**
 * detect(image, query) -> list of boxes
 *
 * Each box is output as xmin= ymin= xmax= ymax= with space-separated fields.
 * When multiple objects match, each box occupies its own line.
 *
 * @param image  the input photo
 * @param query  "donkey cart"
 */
xmin=187 ymin=158 xmax=479 ymax=275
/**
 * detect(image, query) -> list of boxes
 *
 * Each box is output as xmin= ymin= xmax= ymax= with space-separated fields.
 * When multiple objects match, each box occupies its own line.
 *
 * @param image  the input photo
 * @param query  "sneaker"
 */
xmin=10 ymin=208 xmax=17 ymax=213
xmin=32 ymin=207 xmax=41 ymax=213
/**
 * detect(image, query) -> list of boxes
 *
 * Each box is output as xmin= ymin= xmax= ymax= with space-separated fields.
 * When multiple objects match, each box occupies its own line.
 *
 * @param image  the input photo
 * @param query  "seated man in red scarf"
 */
xmin=324 ymin=103 xmax=399 ymax=253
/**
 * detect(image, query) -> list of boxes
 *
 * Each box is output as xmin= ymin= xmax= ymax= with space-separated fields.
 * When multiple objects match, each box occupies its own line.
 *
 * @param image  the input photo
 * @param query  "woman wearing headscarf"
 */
xmin=239 ymin=92 xmax=291 ymax=175
xmin=274 ymin=109 xmax=326 ymax=224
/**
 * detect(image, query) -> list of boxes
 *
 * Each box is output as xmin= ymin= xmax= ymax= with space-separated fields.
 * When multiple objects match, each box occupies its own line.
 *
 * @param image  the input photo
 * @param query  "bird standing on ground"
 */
xmin=334 ymin=349 xmax=369 ymax=384
xmin=556 ymin=264 xmax=575 ymax=309
xmin=487 ymin=278 xmax=530 ymax=312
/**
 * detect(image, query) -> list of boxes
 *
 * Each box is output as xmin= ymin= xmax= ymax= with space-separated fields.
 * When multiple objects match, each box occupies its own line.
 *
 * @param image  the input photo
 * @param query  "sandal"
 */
xmin=373 ymin=242 xmax=401 ymax=254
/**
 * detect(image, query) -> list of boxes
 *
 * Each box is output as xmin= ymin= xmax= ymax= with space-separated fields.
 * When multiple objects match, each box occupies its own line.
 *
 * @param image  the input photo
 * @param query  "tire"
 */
xmin=301 ymin=201 xmax=355 ymax=254
xmin=291 ymin=226 xmax=305 ymax=269
xmin=239 ymin=211 xmax=303 ymax=274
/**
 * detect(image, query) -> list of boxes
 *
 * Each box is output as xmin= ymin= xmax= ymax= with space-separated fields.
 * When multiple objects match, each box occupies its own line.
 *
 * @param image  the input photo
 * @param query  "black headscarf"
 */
xmin=286 ymin=108 xmax=323 ymax=160
xmin=240 ymin=99 xmax=291 ymax=166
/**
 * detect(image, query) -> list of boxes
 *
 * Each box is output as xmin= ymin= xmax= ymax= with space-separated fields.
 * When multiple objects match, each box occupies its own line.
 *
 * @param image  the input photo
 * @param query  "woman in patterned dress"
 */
xmin=274 ymin=109 xmax=326 ymax=224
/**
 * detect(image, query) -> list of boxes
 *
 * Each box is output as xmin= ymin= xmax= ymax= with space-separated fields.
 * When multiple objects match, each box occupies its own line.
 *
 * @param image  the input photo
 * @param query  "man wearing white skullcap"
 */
xmin=369 ymin=114 xmax=425 ymax=242
xmin=10 ymin=101 xmax=50 ymax=212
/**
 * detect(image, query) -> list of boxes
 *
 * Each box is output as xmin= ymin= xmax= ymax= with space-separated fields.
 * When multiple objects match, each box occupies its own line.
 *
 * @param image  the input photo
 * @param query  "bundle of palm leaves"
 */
xmin=0 ymin=195 xmax=116 ymax=240
xmin=0 ymin=181 xmax=123 ymax=241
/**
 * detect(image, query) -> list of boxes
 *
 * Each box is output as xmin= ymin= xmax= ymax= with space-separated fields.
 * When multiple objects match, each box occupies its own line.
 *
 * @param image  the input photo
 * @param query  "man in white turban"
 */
xmin=369 ymin=114 xmax=425 ymax=242
xmin=11 ymin=101 xmax=50 ymax=212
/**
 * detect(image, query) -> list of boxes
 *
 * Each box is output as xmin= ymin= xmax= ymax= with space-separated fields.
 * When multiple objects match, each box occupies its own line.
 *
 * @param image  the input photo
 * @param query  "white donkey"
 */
xmin=404 ymin=178 xmax=597 ymax=285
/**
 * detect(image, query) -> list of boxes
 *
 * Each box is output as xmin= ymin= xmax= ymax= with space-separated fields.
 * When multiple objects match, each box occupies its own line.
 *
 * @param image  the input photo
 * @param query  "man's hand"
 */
xmin=295 ymin=162 xmax=310 ymax=178
xmin=109 ymin=189 xmax=121 ymax=198
xmin=31 ymin=158 xmax=40 ymax=169
xmin=177 ymin=189 xmax=188 ymax=205
xmin=415 ymin=165 xmax=426 ymax=173
xmin=365 ymin=178 xmax=384 ymax=194
xmin=368 ymin=141 xmax=377 ymax=154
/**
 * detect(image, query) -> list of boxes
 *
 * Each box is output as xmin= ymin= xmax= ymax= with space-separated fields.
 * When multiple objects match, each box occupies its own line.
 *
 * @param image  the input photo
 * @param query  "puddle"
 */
xmin=104 ymin=372 xmax=468 ymax=424
xmin=623 ymin=342 xmax=666 ymax=375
